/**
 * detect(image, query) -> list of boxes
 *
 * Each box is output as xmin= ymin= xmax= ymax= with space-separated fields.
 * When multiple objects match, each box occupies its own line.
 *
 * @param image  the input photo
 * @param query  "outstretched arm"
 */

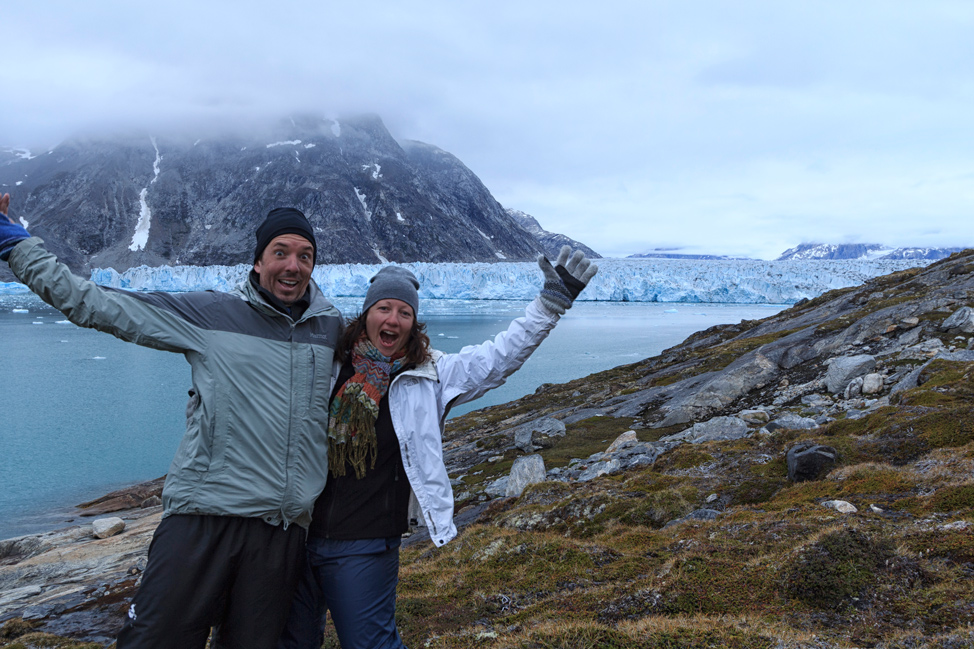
xmin=0 ymin=193 xmax=31 ymax=261
xmin=437 ymin=245 xmax=599 ymax=408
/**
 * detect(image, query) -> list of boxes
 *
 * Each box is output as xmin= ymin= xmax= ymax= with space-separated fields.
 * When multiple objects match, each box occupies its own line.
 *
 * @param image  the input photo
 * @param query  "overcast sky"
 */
xmin=3 ymin=1 xmax=973 ymax=259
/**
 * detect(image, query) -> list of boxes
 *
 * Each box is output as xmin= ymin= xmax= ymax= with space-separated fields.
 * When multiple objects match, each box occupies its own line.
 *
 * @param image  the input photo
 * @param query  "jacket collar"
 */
xmin=395 ymin=349 xmax=442 ymax=382
xmin=235 ymin=274 xmax=339 ymax=324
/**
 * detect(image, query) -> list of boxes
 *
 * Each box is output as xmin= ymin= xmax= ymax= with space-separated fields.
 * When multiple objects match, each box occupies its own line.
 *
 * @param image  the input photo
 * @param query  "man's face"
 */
xmin=253 ymin=234 xmax=315 ymax=306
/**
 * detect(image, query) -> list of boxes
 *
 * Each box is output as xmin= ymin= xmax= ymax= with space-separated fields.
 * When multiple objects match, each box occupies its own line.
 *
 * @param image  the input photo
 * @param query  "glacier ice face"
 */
xmin=0 ymin=258 xmax=931 ymax=303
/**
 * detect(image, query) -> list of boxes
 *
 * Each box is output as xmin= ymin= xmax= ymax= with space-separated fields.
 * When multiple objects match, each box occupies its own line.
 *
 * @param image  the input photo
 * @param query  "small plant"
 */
xmin=781 ymin=526 xmax=893 ymax=610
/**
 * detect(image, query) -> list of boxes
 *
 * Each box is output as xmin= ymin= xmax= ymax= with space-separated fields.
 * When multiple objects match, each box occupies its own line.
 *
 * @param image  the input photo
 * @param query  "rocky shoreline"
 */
xmin=0 ymin=479 xmax=167 ymax=644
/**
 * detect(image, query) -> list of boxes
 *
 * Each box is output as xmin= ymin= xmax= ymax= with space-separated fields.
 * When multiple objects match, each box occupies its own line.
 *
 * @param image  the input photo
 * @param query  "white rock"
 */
xmin=506 ymin=454 xmax=547 ymax=498
xmin=822 ymin=500 xmax=858 ymax=514
xmin=861 ymin=373 xmax=884 ymax=395
xmin=739 ymin=409 xmax=770 ymax=424
xmin=92 ymin=517 xmax=126 ymax=539
xmin=844 ymin=376 xmax=863 ymax=399
xmin=605 ymin=430 xmax=638 ymax=453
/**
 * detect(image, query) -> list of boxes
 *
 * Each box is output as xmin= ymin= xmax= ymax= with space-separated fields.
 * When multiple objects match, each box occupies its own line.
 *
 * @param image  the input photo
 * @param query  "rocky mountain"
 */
xmin=0 ymin=115 xmax=549 ymax=274
xmin=778 ymin=242 xmax=967 ymax=261
xmin=504 ymin=208 xmax=600 ymax=259
xmin=628 ymin=250 xmax=749 ymax=260
xmin=3 ymin=250 xmax=974 ymax=647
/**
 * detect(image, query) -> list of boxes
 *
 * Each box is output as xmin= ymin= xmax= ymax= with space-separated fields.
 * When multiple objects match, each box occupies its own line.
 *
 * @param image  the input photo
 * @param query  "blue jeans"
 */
xmin=277 ymin=536 xmax=406 ymax=649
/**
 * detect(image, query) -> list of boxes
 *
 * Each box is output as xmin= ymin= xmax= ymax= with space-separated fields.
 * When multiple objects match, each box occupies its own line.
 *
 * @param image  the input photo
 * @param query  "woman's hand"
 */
xmin=537 ymin=245 xmax=598 ymax=315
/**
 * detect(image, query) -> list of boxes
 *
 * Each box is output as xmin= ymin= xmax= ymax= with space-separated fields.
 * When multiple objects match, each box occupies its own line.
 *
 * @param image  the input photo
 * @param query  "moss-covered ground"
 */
xmin=382 ymin=360 xmax=974 ymax=649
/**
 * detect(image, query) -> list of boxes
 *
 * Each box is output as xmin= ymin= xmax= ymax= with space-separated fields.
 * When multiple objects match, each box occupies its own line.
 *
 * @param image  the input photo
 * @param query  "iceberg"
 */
xmin=0 ymin=258 xmax=931 ymax=304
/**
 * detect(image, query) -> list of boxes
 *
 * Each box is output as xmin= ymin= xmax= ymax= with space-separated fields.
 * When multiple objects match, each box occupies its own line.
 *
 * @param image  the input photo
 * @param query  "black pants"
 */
xmin=116 ymin=514 xmax=306 ymax=649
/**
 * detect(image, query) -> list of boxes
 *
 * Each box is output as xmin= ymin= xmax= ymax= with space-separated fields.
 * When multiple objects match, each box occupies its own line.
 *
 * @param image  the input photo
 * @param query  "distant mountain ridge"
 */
xmin=505 ymin=209 xmax=600 ymax=259
xmin=0 ymin=115 xmax=590 ymax=274
xmin=628 ymin=250 xmax=749 ymax=260
xmin=776 ymin=242 xmax=967 ymax=261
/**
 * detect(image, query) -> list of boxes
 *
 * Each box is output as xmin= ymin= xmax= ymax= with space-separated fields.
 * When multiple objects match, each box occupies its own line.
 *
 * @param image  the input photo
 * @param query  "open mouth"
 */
xmin=379 ymin=330 xmax=399 ymax=344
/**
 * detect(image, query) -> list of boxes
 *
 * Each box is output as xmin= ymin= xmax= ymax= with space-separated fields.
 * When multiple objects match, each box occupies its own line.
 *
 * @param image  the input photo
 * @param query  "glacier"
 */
xmin=0 ymin=258 xmax=932 ymax=304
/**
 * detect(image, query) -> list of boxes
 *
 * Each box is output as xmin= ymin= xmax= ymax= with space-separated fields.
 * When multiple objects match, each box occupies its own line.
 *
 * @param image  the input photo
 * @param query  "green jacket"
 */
xmin=9 ymin=237 xmax=342 ymax=529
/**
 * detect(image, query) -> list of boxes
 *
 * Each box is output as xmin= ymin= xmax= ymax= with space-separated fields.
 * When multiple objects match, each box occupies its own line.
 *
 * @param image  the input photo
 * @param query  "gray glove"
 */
xmin=538 ymin=245 xmax=599 ymax=315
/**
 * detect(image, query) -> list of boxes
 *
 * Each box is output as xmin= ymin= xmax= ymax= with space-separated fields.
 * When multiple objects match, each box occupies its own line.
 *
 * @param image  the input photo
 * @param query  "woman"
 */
xmin=278 ymin=247 xmax=598 ymax=649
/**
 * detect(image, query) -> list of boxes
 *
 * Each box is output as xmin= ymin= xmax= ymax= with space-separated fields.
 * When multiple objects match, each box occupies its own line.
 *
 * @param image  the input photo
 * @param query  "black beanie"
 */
xmin=254 ymin=207 xmax=317 ymax=264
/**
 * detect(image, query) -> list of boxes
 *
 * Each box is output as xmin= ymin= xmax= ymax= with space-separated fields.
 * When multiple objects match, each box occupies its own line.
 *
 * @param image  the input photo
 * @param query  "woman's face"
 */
xmin=365 ymin=299 xmax=415 ymax=357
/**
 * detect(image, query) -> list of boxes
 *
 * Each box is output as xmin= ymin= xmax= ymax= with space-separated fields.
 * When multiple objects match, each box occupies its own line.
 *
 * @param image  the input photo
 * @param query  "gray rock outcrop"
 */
xmin=660 ymin=416 xmax=750 ymax=444
xmin=942 ymin=306 xmax=974 ymax=333
xmin=826 ymin=355 xmax=877 ymax=393
xmin=514 ymin=417 xmax=566 ymax=452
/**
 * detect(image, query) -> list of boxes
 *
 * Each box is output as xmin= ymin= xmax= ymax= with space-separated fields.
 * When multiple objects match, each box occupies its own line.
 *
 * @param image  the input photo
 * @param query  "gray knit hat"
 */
xmin=362 ymin=266 xmax=420 ymax=316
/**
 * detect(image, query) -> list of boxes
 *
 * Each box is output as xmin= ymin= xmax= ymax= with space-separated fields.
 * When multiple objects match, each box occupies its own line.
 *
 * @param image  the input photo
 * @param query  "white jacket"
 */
xmin=385 ymin=297 xmax=560 ymax=546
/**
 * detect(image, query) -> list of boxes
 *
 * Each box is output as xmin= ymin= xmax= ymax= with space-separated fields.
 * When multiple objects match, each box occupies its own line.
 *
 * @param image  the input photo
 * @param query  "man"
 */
xmin=0 ymin=193 xmax=343 ymax=649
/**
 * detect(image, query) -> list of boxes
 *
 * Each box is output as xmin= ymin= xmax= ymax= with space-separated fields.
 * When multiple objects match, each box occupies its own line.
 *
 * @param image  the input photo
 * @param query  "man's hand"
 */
xmin=537 ymin=245 xmax=599 ymax=315
xmin=0 ymin=193 xmax=31 ymax=261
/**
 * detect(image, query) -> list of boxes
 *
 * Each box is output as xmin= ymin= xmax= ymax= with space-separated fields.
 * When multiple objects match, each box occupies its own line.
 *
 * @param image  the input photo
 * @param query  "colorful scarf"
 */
xmin=328 ymin=336 xmax=406 ymax=478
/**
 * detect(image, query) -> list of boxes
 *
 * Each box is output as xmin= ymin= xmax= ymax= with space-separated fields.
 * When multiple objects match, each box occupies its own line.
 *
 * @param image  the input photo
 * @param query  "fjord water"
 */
xmin=0 ymin=295 xmax=783 ymax=540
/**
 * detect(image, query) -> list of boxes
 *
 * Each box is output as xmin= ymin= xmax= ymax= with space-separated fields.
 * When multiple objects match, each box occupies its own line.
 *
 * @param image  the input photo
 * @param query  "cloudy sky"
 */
xmin=3 ymin=1 xmax=973 ymax=259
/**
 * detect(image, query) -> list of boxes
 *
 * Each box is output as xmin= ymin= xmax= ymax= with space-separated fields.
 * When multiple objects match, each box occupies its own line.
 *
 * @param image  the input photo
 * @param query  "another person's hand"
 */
xmin=0 ymin=193 xmax=31 ymax=261
xmin=537 ymin=245 xmax=599 ymax=315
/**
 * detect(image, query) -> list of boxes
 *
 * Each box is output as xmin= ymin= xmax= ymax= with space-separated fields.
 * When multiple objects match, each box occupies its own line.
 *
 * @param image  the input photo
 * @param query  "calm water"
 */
xmin=0 ymin=294 xmax=783 ymax=539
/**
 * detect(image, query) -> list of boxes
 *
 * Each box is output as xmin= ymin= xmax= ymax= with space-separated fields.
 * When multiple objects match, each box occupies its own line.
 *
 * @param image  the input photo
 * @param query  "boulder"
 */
xmin=787 ymin=443 xmax=839 ymax=482
xmin=605 ymin=431 xmax=638 ymax=453
xmin=822 ymin=500 xmax=858 ymax=514
xmin=577 ymin=459 xmax=622 ymax=482
xmin=826 ymin=355 xmax=876 ymax=394
xmin=514 ymin=427 xmax=535 ymax=453
xmin=91 ymin=517 xmax=126 ymax=539
xmin=660 ymin=416 xmax=750 ymax=444
xmin=844 ymin=376 xmax=863 ymax=399
xmin=739 ymin=409 xmax=770 ymax=424
xmin=861 ymin=373 xmax=884 ymax=395
xmin=942 ymin=306 xmax=974 ymax=333
xmin=506 ymin=455 xmax=547 ymax=498
xmin=514 ymin=417 xmax=566 ymax=452
xmin=767 ymin=413 xmax=819 ymax=432
xmin=800 ymin=394 xmax=831 ymax=408
xmin=485 ymin=476 xmax=510 ymax=498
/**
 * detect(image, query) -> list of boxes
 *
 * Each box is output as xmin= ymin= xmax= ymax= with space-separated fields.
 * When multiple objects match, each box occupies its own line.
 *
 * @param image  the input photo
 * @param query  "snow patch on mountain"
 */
xmin=266 ymin=140 xmax=302 ymax=148
xmin=129 ymin=137 xmax=161 ymax=252
xmin=354 ymin=187 xmax=371 ymax=221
